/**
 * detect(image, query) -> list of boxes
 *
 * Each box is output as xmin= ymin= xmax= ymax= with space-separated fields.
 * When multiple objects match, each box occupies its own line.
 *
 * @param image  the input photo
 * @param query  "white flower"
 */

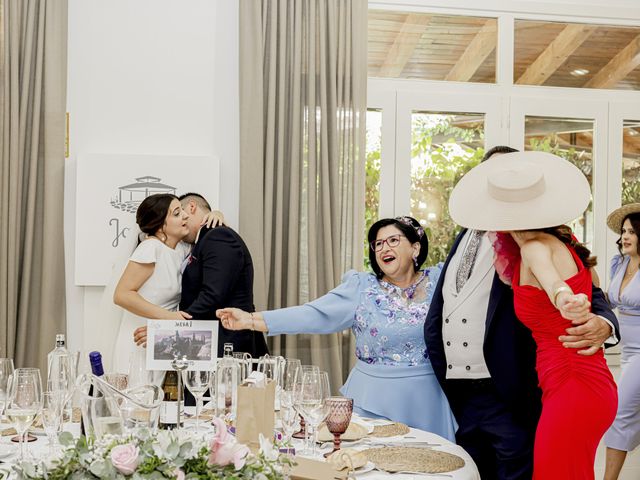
xmin=258 ymin=433 xmax=279 ymax=462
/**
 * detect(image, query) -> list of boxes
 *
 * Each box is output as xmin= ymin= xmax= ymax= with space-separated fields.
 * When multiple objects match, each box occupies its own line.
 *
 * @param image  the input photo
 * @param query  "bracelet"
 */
xmin=250 ymin=312 xmax=256 ymax=331
xmin=552 ymin=285 xmax=573 ymax=308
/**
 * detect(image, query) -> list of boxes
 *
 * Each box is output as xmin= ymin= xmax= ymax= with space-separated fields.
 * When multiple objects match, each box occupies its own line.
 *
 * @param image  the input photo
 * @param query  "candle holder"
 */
xmin=170 ymin=355 xmax=189 ymax=429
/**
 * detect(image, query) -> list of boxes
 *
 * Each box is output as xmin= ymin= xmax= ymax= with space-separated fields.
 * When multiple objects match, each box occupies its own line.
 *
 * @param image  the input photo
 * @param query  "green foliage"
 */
xmin=364 ymin=114 xmax=485 ymax=267
xmin=623 ymin=180 xmax=640 ymax=204
xmin=11 ymin=430 xmax=285 ymax=480
xmin=527 ymin=135 xmax=593 ymax=244
xmin=364 ymin=124 xmax=382 ymax=271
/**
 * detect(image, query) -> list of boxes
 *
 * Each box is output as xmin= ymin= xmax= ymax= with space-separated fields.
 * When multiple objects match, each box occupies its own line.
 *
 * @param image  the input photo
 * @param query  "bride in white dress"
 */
xmin=112 ymin=194 xmax=219 ymax=377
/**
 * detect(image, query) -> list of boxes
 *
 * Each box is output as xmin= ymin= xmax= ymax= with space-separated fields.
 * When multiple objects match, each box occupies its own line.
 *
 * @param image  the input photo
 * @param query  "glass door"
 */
xmin=396 ymin=91 xmax=503 ymax=264
xmin=510 ymin=96 xmax=609 ymax=280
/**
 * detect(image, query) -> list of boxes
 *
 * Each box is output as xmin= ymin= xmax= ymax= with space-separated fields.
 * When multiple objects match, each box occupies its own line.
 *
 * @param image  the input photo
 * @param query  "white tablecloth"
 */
xmin=293 ymin=421 xmax=480 ymax=480
xmin=1 ymin=416 xmax=480 ymax=479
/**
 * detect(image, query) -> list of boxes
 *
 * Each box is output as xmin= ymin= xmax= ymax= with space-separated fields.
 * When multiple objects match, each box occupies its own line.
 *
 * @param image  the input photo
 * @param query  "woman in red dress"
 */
xmin=448 ymin=151 xmax=617 ymax=479
xmin=510 ymin=228 xmax=617 ymax=479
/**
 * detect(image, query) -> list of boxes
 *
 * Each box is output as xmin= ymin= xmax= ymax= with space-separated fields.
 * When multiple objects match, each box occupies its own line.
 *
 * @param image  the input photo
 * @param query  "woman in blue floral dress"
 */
xmin=217 ymin=217 xmax=457 ymax=440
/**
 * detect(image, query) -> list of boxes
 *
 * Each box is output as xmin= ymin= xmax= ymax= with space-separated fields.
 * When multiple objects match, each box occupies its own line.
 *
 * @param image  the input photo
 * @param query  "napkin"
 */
xmin=290 ymin=457 xmax=347 ymax=480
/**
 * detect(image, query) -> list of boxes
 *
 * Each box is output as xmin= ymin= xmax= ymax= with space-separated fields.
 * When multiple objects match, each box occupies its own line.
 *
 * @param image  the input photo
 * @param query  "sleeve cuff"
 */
xmin=599 ymin=316 xmax=619 ymax=346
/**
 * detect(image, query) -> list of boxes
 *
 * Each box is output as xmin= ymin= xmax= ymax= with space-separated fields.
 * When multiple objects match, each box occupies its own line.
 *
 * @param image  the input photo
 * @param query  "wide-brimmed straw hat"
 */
xmin=448 ymin=151 xmax=591 ymax=231
xmin=606 ymin=203 xmax=640 ymax=233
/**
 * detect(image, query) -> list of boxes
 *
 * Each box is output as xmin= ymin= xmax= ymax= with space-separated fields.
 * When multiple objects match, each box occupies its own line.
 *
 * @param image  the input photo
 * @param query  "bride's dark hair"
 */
xmin=136 ymin=194 xmax=179 ymax=237
xmin=538 ymin=225 xmax=597 ymax=268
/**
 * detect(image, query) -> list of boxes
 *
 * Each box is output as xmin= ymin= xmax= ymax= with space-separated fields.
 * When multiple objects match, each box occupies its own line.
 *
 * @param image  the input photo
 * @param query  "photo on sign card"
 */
xmin=146 ymin=320 xmax=218 ymax=371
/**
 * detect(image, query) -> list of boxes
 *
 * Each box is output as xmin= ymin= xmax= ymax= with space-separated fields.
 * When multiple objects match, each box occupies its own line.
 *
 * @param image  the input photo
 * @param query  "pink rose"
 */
xmin=210 ymin=417 xmax=233 ymax=449
xmin=173 ymin=468 xmax=185 ymax=480
xmin=110 ymin=444 xmax=140 ymax=475
xmin=209 ymin=441 xmax=250 ymax=470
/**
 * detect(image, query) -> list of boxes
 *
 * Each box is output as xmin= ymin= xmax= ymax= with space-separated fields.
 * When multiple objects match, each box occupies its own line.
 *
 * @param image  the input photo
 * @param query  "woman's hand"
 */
xmin=216 ymin=307 xmax=258 ymax=331
xmin=134 ymin=326 xmax=148 ymax=347
xmin=557 ymin=292 xmax=590 ymax=322
xmin=201 ymin=210 xmax=225 ymax=228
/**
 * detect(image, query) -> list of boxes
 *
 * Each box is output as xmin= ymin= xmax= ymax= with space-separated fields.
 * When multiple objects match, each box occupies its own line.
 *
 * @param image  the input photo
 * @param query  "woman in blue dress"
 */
xmin=604 ymin=204 xmax=640 ymax=480
xmin=217 ymin=216 xmax=457 ymax=440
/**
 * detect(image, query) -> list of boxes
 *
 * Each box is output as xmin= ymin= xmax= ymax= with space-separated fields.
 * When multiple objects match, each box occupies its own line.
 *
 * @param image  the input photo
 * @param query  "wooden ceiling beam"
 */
xmin=584 ymin=34 xmax=640 ymax=88
xmin=445 ymin=20 xmax=497 ymax=82
xmin=378 ymin=14 xmax=431 ymax=77
xmin=516 ymin=24 xmax=596 ymax=85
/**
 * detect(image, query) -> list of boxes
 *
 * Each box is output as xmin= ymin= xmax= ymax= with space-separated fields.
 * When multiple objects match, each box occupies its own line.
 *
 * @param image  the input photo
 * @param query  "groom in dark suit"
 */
xmin=179 ymin=193 xmax=269 ymax=358
xmin=424 ymin=146 xmax=620 ymax=479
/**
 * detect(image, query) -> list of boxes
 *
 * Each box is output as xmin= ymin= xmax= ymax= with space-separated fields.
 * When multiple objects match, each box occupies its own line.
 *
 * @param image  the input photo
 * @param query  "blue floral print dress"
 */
xmin=263 ymin=266 xmax=457 ymax=440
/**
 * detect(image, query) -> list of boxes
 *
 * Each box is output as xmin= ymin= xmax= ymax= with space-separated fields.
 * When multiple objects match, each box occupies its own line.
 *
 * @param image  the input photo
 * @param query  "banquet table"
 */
xmin=0 ymin=413 xmax=480 ymax=479
xmin=293 ymin=418 xmax=480 ymax=480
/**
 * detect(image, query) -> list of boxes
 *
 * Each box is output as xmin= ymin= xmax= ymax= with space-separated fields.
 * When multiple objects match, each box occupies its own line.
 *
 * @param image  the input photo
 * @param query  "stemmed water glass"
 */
xmin=41 ymin=391 xmax=65 ymax=454
xmin=299 ymin=370 xmax=330 ymax=457
xmin=282 ymin=358 xmax=301 ymax=392
xmin=292 ymin=365 xmax=319 ymax=444
xmin=322 ymin=397 xmax=353 ymax=457
xmin=48 ymin=351 xmax=76 ymax=424
xmin=278 ymin=359 xmax=301 ymax=445
xmin=0 ymin=358 xmax=15 ymax=418
xmin=6 ymin=368 xmax=43 ymax=461
xmin=182 ymin=370 xmax=211 ymax=433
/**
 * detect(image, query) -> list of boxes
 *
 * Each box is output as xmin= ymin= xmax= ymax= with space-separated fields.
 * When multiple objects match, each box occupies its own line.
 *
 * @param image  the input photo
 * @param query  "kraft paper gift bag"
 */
xmin=236 ymin=379 xmax=276 ymax=446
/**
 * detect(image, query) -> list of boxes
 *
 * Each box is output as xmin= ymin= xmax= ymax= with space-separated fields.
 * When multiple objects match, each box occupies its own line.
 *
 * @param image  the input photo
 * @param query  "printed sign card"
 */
xmin=146 ymin=319 xmax=218 ymax=371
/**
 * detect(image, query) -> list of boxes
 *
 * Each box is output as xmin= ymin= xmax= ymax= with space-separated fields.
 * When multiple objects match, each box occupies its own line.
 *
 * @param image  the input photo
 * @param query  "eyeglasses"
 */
xmin=370 ymin=234 xmax=406 ymax=252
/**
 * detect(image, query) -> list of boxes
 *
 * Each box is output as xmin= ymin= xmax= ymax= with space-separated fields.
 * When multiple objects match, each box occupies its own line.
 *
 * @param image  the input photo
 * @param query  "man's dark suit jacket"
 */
xmin=180 ymin=225 xmax=269 ymax=358
xmin=424 ymin=229 xmax=620 ymax=424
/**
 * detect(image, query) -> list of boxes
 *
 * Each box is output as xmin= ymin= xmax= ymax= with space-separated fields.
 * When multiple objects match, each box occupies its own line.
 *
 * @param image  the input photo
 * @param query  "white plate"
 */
xmin=354 ymin=461 xmax=375 ymax=475
xmin=351 ymin=419 xmax=374 ymax=434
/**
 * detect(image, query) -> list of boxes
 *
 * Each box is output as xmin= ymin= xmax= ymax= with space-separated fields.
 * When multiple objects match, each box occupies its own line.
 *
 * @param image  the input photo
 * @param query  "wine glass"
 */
xmin=279 ymin=388 xmax=299 ymax=447
xmin=292 ymin=365 xmax=319 ymax=443
xmin=41 ymin=391 xmax=65 ymax=454
xmin=6 ymin=368 xmax=43 ymax=461
xmin=299 ymin=370 xmax=330 ymax=457
xmin=182 ymin=370 xmax=210 ymax=433
xmin=0 ymin=358 xmax=15 ymax=418
xmin=48 ymin=352 xmax=76 ymax=424
xmin=322 ymin=397 xmax=353 ymax=457
xmin=128 ymin=349 xmax=153 ymax=388
xmin=282 ymin=358 xmax=301 ymax=392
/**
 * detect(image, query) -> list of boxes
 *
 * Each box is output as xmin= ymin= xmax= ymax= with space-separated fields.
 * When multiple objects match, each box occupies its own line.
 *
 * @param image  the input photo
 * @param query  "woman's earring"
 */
xmin=161 ymin=234 xmax=167 ymax=243
xmin=413 ymin=255 xmax=419 ymax=267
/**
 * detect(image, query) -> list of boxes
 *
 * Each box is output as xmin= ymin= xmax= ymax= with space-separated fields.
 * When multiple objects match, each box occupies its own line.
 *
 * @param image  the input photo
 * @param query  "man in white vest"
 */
xmin=424 ymin=145 xmax=620 ymax=480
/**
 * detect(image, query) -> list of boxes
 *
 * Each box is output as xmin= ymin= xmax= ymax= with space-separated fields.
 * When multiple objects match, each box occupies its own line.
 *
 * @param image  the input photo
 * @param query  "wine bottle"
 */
xmin=89 ymin=351 xmax=105 ymax=377
xmin=159 ymin=370 xmax=183 ymax=429
xmin=80 ymin=351 xmax=104 ymax=436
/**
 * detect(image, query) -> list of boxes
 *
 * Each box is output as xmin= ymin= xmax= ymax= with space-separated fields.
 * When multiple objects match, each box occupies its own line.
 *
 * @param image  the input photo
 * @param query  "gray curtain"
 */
xmin=0 ymin=0 xmax=67 ymax=370
xmin=239 ymin=0 xmax=367 ymax=392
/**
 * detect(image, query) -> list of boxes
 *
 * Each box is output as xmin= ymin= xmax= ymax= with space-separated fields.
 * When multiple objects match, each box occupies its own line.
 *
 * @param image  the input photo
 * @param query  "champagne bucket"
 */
xmin=77 ymin=374 xmax=162 ymax=434
xmin=77 ymin=375 xmax=123 ymax=439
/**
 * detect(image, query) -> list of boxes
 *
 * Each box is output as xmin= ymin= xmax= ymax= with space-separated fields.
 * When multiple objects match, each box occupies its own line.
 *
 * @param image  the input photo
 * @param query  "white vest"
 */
xmin=442 ymin=231 xmax=494 ymax=379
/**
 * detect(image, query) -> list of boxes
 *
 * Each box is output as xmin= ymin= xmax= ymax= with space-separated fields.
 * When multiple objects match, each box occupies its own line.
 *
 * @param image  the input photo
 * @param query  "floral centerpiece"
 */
xmin=5 ymin=418 xmax=291 ymax=480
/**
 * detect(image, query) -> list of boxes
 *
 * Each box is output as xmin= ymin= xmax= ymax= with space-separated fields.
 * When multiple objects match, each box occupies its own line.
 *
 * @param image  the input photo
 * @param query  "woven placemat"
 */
xmin=363 ymin=446 xmax=465 ymax=474
xmin=369 ymin=422 xmax=410 ymax=437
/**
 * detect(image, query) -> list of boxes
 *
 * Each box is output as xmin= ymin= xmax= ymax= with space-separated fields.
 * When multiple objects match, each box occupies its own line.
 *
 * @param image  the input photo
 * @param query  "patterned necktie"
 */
xmin=456 ymin=230 xmax=484 ymax=293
